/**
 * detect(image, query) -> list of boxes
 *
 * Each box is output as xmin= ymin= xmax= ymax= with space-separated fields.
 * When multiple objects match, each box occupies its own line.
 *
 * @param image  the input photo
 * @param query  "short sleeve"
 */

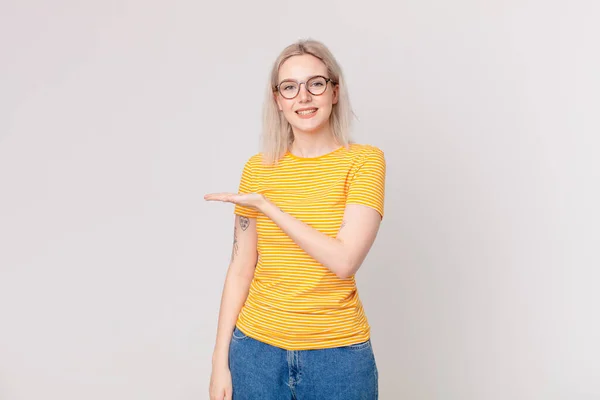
xmin=346 ymin=146 xmax=386 ymax=219
xmin=234 ymin=155 xmax=260 ymax=219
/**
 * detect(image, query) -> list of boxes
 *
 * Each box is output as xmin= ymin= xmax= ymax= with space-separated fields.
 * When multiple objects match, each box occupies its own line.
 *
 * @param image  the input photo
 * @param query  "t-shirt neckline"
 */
xmin=285 ymin=145 xmax=346 ymax=161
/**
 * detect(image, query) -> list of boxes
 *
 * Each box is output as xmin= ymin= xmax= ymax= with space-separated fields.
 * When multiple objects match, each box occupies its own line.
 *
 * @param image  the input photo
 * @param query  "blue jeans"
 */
xmin=229 ymin=326 xmax=378 ymax=399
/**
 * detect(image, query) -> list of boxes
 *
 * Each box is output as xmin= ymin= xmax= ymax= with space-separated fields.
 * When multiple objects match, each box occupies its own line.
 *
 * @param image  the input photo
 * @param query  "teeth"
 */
xmin=297 ymin=109 xmax=317 ymax=115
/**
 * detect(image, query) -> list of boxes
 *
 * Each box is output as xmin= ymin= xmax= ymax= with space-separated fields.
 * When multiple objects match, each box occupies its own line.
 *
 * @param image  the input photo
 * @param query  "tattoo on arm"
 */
xmin=340 ymin=220 xmax=346 ymax=230
xmin=231 ymin=226 xmax=239 ymax=261
xmin=240 ymin=216 xmax=249 ymax=231
xmin=231 ymin=217 xmax=250 ymax=261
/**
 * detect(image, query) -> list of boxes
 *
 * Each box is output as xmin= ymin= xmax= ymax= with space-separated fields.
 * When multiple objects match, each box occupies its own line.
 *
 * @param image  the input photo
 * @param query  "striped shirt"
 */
xmin=233 ymin=143 xmax=385 ymax=350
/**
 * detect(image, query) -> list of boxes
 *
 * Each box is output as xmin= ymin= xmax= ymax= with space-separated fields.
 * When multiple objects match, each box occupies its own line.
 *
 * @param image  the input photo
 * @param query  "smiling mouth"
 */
xmin=296 ymin=108 xmax=318 ymax=115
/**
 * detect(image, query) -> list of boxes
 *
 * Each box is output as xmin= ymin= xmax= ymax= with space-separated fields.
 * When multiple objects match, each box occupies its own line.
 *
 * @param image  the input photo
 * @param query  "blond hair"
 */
xmin=261 ymin=39 xmax=354 ymax=164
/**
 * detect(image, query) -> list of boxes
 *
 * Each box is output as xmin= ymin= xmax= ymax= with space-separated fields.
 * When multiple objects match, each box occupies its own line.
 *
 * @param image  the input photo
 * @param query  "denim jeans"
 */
xmin=229 ymin=326 xmax=378 ymax=400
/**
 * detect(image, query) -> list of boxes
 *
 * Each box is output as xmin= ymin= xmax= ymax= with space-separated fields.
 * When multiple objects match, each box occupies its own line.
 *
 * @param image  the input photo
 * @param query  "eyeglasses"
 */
xmin=274 ymin=75 xmax=337 ymax=100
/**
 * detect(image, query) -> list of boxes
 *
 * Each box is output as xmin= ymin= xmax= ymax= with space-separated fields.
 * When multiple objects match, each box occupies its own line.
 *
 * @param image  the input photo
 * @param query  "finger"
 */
xmin=207 ymin=193 xmax=242 ymax=202
xmin=204 ymin=195 xmax=230 ymax=202
xmin=205 ymin=192 xmax=235 ymax=198
xmin=204 ymin=193 xmax=236 ymax=202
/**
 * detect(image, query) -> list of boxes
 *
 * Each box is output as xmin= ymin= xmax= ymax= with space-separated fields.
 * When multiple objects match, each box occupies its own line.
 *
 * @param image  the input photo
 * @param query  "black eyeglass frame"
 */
xmin=274 ymin=75 xmax=338 ymax=99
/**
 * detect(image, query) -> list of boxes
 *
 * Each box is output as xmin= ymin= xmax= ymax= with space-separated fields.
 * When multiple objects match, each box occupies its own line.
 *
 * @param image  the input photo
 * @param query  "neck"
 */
xmin=290 ymin=125 xmax=339 ymax=158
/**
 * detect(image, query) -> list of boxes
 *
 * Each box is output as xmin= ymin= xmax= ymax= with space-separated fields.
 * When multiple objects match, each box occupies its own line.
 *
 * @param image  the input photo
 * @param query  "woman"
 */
xmin=205 ymin=39 xmax=385 ymax=400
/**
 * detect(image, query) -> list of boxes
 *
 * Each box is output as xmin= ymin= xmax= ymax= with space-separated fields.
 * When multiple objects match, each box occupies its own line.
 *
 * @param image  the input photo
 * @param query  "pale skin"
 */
xmin=207 ymin=213 xmax=257 ymax=400
xmin=205 ymin=54 xmax=382 ymax=400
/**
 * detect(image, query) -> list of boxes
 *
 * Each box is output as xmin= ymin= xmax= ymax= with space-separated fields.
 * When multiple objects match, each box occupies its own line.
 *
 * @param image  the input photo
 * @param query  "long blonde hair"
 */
xmin=261 ymin=39 xmax=355 ymax=164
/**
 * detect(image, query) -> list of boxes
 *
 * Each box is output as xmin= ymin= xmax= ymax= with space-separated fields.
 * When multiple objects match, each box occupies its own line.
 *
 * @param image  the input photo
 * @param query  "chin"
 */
xmin=294 ymin=118 xmax=329 ymax=133
xmin=293 ymin=123 xmax=326 ymax=134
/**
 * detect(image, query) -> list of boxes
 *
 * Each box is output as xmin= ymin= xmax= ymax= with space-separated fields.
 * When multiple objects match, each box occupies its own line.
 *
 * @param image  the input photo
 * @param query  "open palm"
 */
xmin=204 ymin=192 xmax=265 ymax=209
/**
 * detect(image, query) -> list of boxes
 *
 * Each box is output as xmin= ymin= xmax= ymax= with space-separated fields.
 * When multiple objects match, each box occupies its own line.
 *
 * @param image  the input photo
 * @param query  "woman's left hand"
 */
xmin=204 ymin=192 xmax=266 ymax=210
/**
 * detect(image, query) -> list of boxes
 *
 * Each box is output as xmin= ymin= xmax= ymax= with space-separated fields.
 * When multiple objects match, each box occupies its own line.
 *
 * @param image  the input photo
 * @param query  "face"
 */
xmin=275 ymin=54 xmax=339 ymax=136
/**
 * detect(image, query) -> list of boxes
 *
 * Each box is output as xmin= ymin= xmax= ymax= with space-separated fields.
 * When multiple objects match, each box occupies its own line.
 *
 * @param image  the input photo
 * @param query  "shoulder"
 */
xmin=347 ymin=143 xmax=385 ymax=163
xmin=241 ymin=152 xmax=265 ymax=168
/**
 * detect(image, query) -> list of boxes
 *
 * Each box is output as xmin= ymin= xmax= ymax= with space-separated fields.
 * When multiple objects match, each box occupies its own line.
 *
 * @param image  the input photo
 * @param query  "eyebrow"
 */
xmin=278 ymin=74 xmax=328 ymax=83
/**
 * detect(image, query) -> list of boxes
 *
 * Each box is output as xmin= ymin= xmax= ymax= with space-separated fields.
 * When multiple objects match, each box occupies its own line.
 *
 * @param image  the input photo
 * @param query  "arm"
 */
xmin=259 ymin=201 xmax=381 ymax=279
xmin=211 ymin=214 xmax=258 ymax=368
xmin=205 ymin=146 xmax=385 ymax=280
xmin=257 ymin=147 xmax=385 ymax=279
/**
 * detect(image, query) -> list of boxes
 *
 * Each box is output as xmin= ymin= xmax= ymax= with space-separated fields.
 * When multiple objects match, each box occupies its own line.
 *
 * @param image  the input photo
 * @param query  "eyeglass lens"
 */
xmin=279 ymin=76 xmax=328 ymax=99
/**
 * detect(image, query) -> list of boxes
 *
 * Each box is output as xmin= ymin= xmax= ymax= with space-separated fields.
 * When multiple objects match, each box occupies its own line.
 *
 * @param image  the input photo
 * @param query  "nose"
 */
xmin=297 ymin=82 xmax=311 ymax=102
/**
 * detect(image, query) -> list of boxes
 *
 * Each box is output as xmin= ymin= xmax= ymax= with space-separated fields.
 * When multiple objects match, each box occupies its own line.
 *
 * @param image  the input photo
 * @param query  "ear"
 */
xmin=332 ymin=84 xmax=339 ymax=105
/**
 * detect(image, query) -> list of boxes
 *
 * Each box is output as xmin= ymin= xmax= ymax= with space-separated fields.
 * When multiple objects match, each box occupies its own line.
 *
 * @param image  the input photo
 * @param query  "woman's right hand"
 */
xmin=209 ymin=364 xmax=233 ymax=400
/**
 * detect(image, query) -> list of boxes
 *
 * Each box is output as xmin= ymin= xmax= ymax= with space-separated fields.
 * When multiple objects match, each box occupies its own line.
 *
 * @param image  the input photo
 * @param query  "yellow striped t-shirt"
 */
xmin=233 ymin=143 xmax=385 ymax=350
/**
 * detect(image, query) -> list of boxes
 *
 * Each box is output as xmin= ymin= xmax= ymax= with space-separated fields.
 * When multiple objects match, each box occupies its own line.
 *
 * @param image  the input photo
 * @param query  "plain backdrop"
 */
xmin=1 ymin=0 xmax=599 ymax=399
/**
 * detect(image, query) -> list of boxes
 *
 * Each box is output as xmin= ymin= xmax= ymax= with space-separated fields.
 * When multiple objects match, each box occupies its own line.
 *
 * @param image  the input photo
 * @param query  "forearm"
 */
xmin=212 ymin=269 xmax=253 ymax=367
xmin=259 ymin=199 xmax=352 ymax=279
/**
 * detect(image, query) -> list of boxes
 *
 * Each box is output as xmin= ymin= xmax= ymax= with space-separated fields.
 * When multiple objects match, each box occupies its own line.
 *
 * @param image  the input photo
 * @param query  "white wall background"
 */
xmin=1 ymin=0 xmax=599 ymax=399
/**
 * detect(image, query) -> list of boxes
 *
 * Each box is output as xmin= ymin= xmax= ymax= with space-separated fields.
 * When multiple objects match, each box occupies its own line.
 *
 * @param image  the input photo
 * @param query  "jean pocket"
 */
xmin=232 ymin=326 xmax=250 ymax=341
xmin=344 ymin=339 xmax=372 ymax=351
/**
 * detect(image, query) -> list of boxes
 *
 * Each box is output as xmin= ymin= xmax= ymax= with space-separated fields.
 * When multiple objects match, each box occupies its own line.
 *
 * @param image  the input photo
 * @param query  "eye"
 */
xmin=280 ymin=82 xmax=297 ymax=92
xmin=308 ymin=77 xmax=327 ymax=88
